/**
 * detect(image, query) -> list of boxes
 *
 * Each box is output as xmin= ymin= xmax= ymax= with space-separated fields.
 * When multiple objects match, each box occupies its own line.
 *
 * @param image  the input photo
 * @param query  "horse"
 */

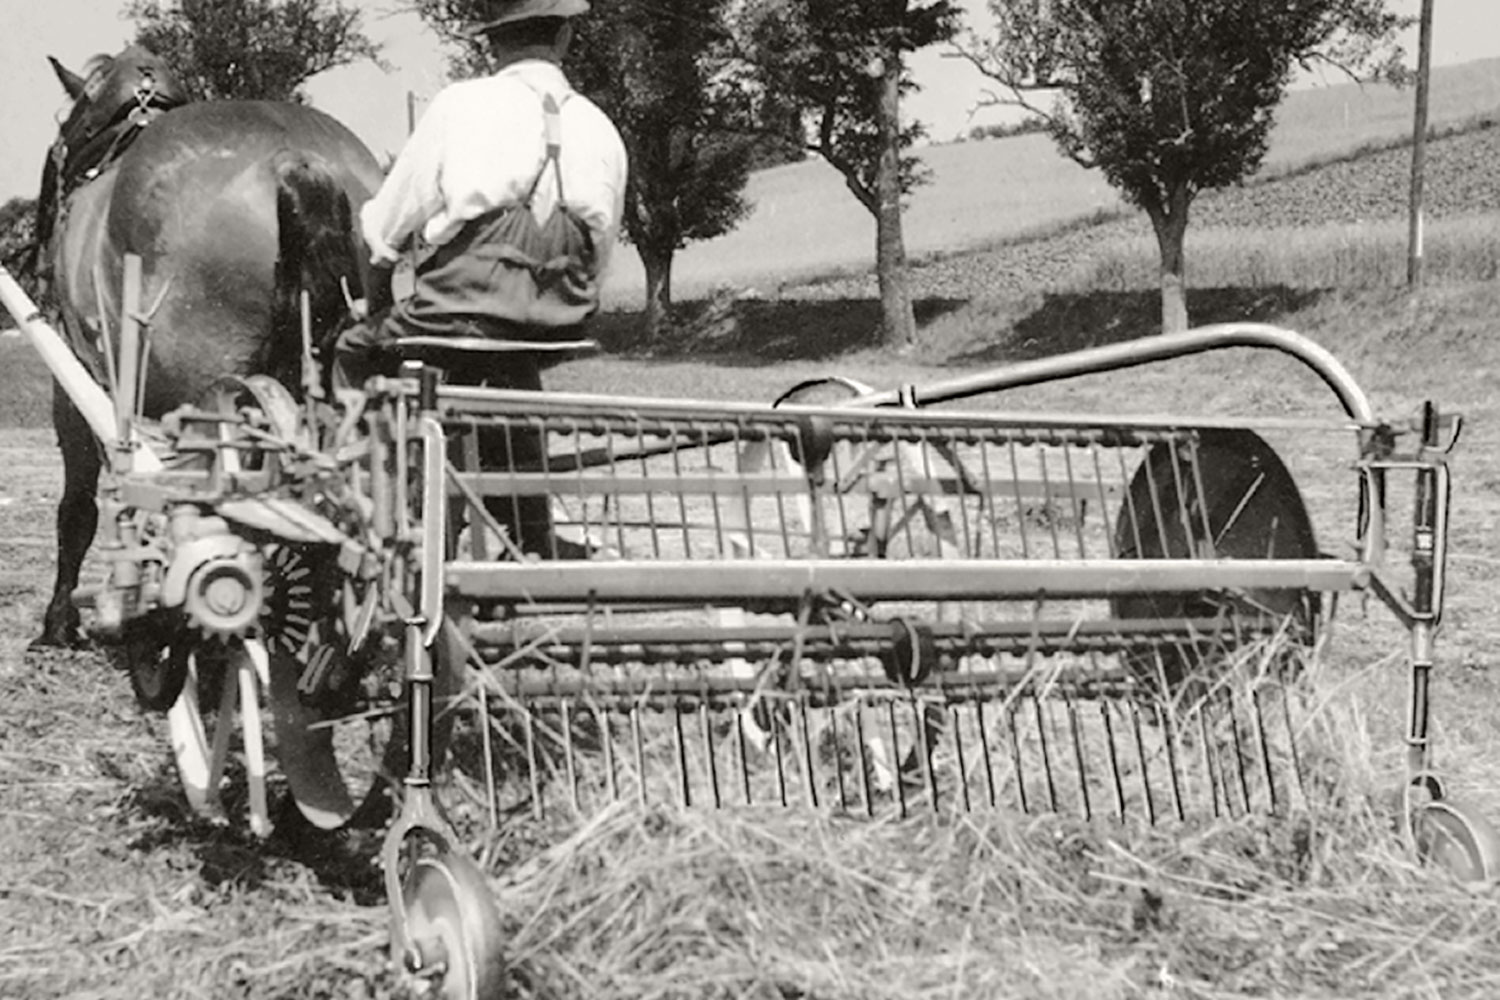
xmin=33 ymin=45 xmax=387 ymax=647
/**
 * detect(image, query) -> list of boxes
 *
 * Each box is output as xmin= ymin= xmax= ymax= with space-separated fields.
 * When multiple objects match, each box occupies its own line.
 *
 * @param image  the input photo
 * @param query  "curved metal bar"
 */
xmin=857 ymin=323 xmax=1376 ymax=423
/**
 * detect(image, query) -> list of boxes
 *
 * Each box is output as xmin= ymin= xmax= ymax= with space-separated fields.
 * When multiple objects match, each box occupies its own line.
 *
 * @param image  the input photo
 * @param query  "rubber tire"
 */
xmin=1111 ymin=428 xmax=1320 ymax=695
xmin=402 ymin=850 xmax=507 ymax=1000
xmin=1414 ymin=799 xmax=1500 ymax=884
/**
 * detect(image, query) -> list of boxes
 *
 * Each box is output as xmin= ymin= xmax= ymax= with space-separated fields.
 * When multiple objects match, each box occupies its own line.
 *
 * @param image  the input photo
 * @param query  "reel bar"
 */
xmin=431 ymin=387 xmax=1372 ymax=438
xmin=447 ymin=557 xmax=1364 ymax=604
xmin=475 ymin=666 xmax=1138 ymax=705
xmin=842 ymin=322 xmax=1377 ymax=424
xmin=472 ymin=614 xmax=1288 ymax=654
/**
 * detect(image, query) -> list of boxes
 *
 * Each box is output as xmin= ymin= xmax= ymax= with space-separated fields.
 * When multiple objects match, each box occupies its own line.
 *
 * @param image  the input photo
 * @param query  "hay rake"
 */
xmin=4 ymin=258 xmax=1496 ymax=1000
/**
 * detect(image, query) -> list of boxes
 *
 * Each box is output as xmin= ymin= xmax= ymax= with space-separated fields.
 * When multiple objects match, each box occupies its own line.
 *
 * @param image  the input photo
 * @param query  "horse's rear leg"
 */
xmin=36 ymin=386 xmax=102 ymax=648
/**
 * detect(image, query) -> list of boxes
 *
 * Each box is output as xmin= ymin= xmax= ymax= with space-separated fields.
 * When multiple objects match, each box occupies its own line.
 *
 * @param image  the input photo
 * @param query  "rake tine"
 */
xmin=976 ymin=701 xmax=997 ymax=809
xmin=1161 ymin=701 xmax=1186 ymax=823
xmin=526 ymin=703 xmax=543 ymax=821
xmin=700 ymin=703 xmax=721 ymax=810
xmin=1199 ymin=701 xmax=1222 ymax=819
xmin=1007 ymin=701 xmax=1030 ymax=815
xmin=735 ymin=705 xmax=753 ymax=806
xmin=889 ymin=701 xmax=908 ymax=819
xmin=797 ymin=695 xmax=819 ymax=810
xmin=1248 ymin=684 xmax=1276 ymax=815
xmin=1100 ymin=699 xmax=1126 ymax=822
xmin=773 ymin=703 xmax=789 ymax=807
xmin=828 ymin=704 xmax=849 ymax=813
xmin=598 ymin=702 xmax=619 ymax=803
xmin=481 ymin=683 xmax=499 ymax=830
xmin=1129 ymin=698 xmax=1156 ymax=825
xmin=915 ymin=699 xmax=939 ymax=814
xmin=673 ymin=702 xmax=691 ymax=808
xmin=855 ymin=705 xmax=874 ymax=818
xmin=1227 ymin=688 xmax=1253 ymax=815
xmin=1280 ymin=682 xmax=1307 ymax=808
xmin=1033 ymin=695 xmax=1059 ymax=814
xmin=559 ymin=699 xmax=580 ymax=815
xmin=631 ymin=706 xmax=646 ymax=807
xmin=951 ymin=704 xmax=971 ymax=814
xmin=1065 ymin=691 xmax=1092 ymax=821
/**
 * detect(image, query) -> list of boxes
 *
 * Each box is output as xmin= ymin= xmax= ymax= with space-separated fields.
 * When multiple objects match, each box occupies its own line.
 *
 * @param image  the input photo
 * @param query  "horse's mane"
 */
xmin=77 ymin=54 xmax=115 ymax=91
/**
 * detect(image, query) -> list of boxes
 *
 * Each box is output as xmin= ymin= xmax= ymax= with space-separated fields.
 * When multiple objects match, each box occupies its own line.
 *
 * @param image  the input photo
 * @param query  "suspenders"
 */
xmin=521 ymin=88 xmax=568 ymax=210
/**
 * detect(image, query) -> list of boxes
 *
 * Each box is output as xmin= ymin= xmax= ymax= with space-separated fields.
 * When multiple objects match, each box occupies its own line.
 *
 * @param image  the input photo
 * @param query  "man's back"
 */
xmin=360 ymin=59 xmax=627 ymax=275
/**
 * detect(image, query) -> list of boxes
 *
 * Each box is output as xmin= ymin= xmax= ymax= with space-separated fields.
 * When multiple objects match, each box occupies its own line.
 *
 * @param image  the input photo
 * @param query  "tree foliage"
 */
xmin=742 ymin=0 xmax=959 ymax=347
xmin=957 ymin=0 xmax=1408 ymax=331
xmin=0 ymin=197 xmax=39 ymax=318
xmin=410 ymin=1 xmax=761 ymax=336
xmin=744 ymin=0 xmax=958 ymax=212
xmin=124 ymin=0 xmax=382 ymax=102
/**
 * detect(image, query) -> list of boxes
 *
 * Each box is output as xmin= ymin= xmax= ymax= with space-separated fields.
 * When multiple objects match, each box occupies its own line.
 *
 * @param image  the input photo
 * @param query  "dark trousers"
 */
xmin=333 ymin=312 xmax=554 ymax=557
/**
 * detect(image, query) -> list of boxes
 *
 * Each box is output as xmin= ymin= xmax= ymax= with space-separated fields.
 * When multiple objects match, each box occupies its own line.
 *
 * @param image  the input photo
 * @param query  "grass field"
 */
xmin=8 ymin=56 xmax=1500 ymax=1000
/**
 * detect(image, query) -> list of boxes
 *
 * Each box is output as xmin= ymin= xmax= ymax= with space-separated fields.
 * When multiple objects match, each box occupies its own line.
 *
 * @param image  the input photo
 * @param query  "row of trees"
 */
xmin=7 ymin=0 xmax=1412 ymax=341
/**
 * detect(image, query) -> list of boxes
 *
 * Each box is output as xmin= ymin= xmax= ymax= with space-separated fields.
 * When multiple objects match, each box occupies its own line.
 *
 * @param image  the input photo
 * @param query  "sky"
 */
xmin=1 ymin=0 xmax=1497 ymax=205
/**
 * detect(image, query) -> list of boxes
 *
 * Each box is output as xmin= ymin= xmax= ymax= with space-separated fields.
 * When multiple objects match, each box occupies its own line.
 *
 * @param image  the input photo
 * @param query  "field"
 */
xmin=8 ymin=60 xmax=1500 ymax=1000
xmin=600 ymin=57 xmax=1500 ymax=305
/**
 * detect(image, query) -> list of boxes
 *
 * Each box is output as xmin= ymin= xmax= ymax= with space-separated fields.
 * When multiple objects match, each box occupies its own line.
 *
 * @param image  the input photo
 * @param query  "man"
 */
xmin=334 ymin=0 xmax=627 ymax=554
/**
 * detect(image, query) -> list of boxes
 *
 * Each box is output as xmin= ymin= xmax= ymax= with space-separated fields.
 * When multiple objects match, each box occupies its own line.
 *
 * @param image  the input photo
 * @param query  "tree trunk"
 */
xmin=1148 ymin=183 xmax=1192 ymax=334
xmin=874 ymin=51 xmax=917 ymax=349
xmin=641 ymin=245 xmax=674 ymax=342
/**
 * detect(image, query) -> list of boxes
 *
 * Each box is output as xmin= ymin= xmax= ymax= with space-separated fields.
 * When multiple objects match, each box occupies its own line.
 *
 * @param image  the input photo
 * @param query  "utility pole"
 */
xmin=1407 ymin=0 xmax=1435 ymax=288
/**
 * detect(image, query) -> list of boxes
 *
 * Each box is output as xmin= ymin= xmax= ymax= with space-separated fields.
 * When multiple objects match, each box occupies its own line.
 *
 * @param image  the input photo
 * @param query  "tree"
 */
xmin=0 ymin=197 xmax=39 ymax=326
xmin=744 ymin=0 xmax=960 ymax=348
xmin=955 ymin=0 xmax=1408 ymax=333
xmin=125 ymin=0 xmax=382 ymax=102
xmin=410 ymin=1 xmax=760 ymax=340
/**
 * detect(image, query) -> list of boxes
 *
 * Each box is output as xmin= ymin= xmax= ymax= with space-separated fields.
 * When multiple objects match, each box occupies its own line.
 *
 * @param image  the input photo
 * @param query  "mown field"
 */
xmin=6 ymin=59 xmax=1500 ymax=1000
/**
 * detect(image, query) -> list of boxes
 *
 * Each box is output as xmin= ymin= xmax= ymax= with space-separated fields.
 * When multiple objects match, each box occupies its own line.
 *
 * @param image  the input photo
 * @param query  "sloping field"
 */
xmin=602 ymin=57 xmax=1500 ymax=305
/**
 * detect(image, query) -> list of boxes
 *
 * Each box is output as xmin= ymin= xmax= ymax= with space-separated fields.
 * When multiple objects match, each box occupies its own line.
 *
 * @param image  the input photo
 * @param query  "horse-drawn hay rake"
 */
xmin=5 ymin=257 xmax=1496 ymax=999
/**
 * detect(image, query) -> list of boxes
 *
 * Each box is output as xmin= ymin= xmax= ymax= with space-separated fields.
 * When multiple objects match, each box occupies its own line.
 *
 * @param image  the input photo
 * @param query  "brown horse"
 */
xmin=34 ymin=46 xmax=387 ymax=647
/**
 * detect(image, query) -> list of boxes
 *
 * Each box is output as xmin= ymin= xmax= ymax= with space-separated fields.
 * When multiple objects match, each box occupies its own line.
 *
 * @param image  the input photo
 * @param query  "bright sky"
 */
xmin=1 ymin=0 xmax=1496 ymax=205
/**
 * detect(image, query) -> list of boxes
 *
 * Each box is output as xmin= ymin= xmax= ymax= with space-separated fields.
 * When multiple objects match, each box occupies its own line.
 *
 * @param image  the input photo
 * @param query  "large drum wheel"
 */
xmin=400 ymin=848 xmax=507 ymax=1000
xmin=1413 ymin=798 xmax=1500 ymax=884
xmin=1111 ymin=428 xmax=1320 ymax=696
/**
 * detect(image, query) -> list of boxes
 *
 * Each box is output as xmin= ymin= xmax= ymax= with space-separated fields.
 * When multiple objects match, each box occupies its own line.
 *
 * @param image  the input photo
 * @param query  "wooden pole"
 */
xmin=1407 ymin=0 xmax=1435 ymax=288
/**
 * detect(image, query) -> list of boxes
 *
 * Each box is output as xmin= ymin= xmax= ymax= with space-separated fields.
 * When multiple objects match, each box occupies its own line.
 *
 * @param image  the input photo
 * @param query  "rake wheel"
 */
xmin=1413 ymin=798 xmax=1500 ymax=884
xmin=399 ymin=848 xmax=507 ymax=1000
xmin=1112 ymin=428 xmax=1320 ymax=697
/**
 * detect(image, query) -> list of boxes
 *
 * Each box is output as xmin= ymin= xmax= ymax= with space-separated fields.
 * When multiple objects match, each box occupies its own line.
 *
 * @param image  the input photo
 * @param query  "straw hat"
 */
xmin=467 ymin=0 xmax=590 ymax=36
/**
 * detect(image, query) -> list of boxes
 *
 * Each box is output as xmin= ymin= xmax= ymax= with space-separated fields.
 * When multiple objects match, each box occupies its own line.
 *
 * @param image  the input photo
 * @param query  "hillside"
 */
xmin=779 ymin=120 xmax=1500 ymax=306
xmin=600 ymin=57 xmax=1500 ymax=305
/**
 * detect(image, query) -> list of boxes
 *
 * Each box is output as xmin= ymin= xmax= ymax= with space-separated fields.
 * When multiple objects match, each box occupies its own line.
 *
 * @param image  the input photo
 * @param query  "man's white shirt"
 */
xmin=360 ymin=59 xmax=628 ymax=276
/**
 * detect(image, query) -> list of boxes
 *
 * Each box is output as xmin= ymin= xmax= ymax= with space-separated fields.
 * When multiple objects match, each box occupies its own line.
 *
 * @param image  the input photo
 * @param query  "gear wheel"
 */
xmin=260 ymin=544 xmax=325 ymax=657
xmin=182 ymin=553 xmax=265 ymax=639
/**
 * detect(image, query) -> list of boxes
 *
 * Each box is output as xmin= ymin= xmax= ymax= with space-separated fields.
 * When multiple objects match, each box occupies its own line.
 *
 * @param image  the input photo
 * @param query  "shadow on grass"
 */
xmin=593 ymin=296 xmax=970 ymax=363
xmin=948 ymin=285 xmax=1327 ymax=367
xmin=122 ymin=765 xmax=389 ymax=904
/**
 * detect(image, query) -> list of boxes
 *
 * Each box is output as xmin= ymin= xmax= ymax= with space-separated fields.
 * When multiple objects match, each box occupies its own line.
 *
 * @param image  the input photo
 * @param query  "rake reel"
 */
xmin=4 ymin=256 xmax=1498 ymax=999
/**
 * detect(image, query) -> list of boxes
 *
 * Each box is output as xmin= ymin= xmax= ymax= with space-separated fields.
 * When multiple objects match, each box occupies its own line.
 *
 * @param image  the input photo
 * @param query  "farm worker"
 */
xmin=331 ymin=0 xmax=627 ymax=555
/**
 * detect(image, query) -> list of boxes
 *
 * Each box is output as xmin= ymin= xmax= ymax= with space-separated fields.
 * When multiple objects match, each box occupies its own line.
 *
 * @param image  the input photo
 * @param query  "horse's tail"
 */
xmin=271 ymin=152 xmax=362 ymax=386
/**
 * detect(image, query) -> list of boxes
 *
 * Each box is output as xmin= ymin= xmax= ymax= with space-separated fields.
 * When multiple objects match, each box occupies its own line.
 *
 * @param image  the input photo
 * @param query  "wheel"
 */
xmin=1414 ymin=799 xmax=1500 ymax=883
xmin=1111 ymin=428 xmax=1320 ymax=696
xmin=167 ymin=637 xmax=273 ymax=835
xmin=400 ymin=849 xmax=507 ymax=1000
xmin=116 ymin=612 xmax=191 ymax=712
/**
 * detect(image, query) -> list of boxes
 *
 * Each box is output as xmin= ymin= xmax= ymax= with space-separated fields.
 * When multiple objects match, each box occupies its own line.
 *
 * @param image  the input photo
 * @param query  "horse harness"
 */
xmin=36 ymin=68 xmax=185 ymax=285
